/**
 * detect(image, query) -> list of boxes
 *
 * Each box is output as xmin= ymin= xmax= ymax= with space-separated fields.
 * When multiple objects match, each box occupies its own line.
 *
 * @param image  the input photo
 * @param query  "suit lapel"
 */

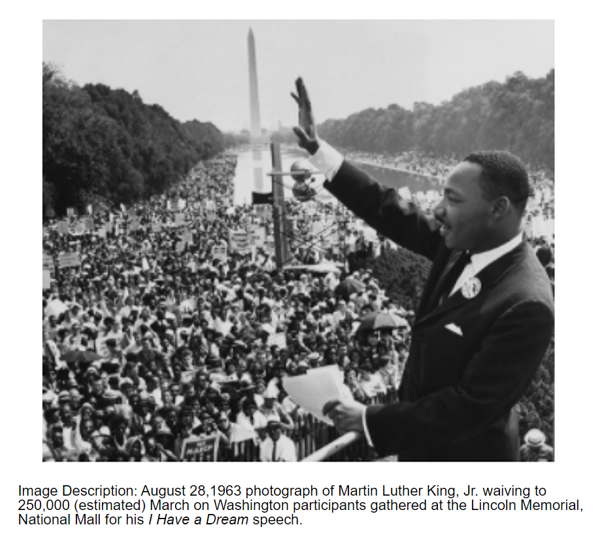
xmin=416 ymin=243 xmax=453 ymax=317
xmin=414 ymin=241 xmax=529 ymax=329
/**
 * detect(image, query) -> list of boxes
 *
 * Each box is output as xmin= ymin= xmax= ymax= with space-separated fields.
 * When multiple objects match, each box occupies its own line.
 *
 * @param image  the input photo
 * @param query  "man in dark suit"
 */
xmin=291 ymin=78 xmax=554 ymax=461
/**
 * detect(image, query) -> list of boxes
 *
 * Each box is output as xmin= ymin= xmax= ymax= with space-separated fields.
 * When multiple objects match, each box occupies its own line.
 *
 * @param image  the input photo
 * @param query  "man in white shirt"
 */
xmin=291 ymin=78 xmax=554 ymax=461
xmin=260 ymin=420 xmax=297 ymax=462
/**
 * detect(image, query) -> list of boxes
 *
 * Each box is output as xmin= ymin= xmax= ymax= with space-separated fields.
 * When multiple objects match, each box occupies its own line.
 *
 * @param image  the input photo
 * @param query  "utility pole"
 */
xmin=270 ymin=142 xmax=289 ymax=268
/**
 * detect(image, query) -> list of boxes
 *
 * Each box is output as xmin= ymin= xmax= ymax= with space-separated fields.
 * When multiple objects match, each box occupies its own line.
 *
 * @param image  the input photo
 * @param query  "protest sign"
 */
xmin=181 ymin=434 xmax=219 ymax=462
xmin=206 ymin=209 xmax=216 ymax=222
xmin=128 ymin=218 xmax=140 ymax=232
xmin=43 ymin=254 xmax=55 ymax=273
xmin=249 ymin=227 xmax=266 ymax=248
xmin=67 ymin=207 xmax=75 ymax=217
xmin=58 ymin=252 xmax=81 ymax=269
xmin=151 ymin=222 xmax=162 ymax=233
xmin=43 ymin=270 xmax=52 ymax=290
xmin=228 ymin=230 xmax=250 ymax=253
xmin=212 ymin=245 xmax=228 ymax=262
xmin=268 ymin=332 xmax=286 ymax=349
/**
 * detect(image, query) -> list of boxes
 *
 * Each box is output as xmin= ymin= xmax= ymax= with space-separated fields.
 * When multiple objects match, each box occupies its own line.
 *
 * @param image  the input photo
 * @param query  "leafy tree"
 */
xmin=43 ymin=63 xmax=229 ymax=215
xmin=317 ymin=70 xmax=554 ymax=170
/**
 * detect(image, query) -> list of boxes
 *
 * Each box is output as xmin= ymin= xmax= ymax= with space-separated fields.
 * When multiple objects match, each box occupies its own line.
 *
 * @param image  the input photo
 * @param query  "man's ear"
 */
xmin=491 ymin=196 xmax=512 ymax=219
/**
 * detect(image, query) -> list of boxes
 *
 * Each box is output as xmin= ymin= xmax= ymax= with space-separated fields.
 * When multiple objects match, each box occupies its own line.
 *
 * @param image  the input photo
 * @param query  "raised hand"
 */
xmin=291 ymin=77 xmax=320 ymax=155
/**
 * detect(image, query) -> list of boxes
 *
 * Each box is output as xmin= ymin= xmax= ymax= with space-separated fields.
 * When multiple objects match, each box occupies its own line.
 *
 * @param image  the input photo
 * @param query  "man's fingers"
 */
xmin=292 ymin=126 xmax=309 ymax=146
xmin=296 ymin=77 xmax=311 ymax=104
xmin=322 ymin=400 xmax=341 ymax=416
xmin=290 ymin=92 xmax=300 ymax=104
xmin=295 ymin=77 xmax=311 ymax=106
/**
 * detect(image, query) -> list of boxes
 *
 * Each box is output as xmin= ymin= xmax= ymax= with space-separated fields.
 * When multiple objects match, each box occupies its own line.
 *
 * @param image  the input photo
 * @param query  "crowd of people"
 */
xmin=42 ymin=152 xmax=412 ymax=462
xmin=345 ymin=149 xmax=459 ymax=179
xmin=42 ymin=147 xmax=554 ymax=462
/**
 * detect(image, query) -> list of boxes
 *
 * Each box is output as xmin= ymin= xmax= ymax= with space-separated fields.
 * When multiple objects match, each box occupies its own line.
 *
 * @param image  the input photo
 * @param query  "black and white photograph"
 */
xmin=40 ymin=20 xmax=556 ymax=463
xmin=6 ymin=3 xmax=593 ymax=537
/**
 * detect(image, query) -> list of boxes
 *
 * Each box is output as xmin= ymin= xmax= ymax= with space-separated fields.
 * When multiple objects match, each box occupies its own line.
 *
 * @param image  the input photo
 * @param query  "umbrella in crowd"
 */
xmin=61 ymin=350 xmax=102 ymax=364
xmin=356 ymin=311 xmax=402 ymax=334
xmin=334 ymin=277 xmax=365 ymax=300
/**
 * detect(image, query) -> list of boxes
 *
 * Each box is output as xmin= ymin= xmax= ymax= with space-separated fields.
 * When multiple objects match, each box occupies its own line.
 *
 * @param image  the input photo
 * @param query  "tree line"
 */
xmin=43 ymin=63 xmax=234 ymax=216
xmin=311 ymin=70 xmax=554 ymax=170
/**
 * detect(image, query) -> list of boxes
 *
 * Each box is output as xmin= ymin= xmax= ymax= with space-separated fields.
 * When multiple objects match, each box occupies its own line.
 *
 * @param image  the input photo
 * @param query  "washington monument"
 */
xmin=247 ymin=28 xmax=262 ymax=139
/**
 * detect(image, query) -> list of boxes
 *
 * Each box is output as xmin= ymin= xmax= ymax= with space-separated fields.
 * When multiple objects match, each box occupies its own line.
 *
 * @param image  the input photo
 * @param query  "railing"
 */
xmin=217 ymin=389 xmax=398 ymax=462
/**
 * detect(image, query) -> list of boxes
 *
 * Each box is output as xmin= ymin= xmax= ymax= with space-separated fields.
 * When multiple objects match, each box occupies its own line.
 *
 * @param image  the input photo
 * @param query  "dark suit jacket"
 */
xmin=325 ymin=161 xmax=554 ymax=461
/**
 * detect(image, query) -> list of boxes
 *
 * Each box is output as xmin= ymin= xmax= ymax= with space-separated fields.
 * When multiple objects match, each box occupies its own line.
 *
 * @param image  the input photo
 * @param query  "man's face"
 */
xmin=91 ymin=380 xmax=103 ymax=395
xmin=114 ymin=422 xmax=126 ymax=438
xmin=434 ymin=162 xmax=496 ymax=253
xmin=52 ymin=430 xmax=64 ymax=447
xmin=269 ymin=426 xmax=281 ymax=442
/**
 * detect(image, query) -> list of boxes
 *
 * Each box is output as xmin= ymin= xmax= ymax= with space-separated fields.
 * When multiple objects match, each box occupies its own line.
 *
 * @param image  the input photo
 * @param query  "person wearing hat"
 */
xmin=519 ymin=429 xmax=554 ymax=462
xmin=259 ymin=420 xmax=297 ymax=462
xmin=294 ymin=78 xmax=554 ymax=461
xmin=259 ymin=388 xmax=294 ymax=432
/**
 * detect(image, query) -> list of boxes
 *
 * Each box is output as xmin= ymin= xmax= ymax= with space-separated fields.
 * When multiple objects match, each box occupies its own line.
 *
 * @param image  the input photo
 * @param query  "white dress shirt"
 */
xmin=260 ymin=434 xmax=297 ymax=462
xmin=450 ymin=233 xmax=523 ymax=296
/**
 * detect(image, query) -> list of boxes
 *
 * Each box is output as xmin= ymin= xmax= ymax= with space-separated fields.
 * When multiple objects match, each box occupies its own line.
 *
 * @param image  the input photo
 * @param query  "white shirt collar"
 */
xmin=470 ymin=232 xmax=523 ymax=274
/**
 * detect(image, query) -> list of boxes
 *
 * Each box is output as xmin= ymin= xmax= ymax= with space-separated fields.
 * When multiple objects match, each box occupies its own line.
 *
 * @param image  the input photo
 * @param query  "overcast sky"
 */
xmin=43 ymin=20 xmax=553 ymax=133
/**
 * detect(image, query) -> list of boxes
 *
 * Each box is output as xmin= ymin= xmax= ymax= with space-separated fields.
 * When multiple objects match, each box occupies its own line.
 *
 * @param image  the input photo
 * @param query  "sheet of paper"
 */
xmin=284 ymin=365 xmax=351 ymax=424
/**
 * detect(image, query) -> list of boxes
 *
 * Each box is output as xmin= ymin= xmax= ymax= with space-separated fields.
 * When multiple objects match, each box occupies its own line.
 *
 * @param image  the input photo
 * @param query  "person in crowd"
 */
xmin=260 ymin=420 xmax=297 ymax=462
xmin=519 ymin=429 xmax=554 ymax=462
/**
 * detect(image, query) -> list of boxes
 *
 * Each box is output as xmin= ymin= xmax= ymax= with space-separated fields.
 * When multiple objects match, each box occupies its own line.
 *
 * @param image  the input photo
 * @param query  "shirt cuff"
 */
xmin=361 ymin=405 xmax=374 ymax=447
xmin=309 ymin=139 xmax=344 ymax=182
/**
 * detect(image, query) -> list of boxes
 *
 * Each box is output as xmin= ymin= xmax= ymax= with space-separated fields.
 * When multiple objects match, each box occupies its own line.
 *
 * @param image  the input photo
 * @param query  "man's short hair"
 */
xmin=463 ymin=150 xmax=530 ymax=212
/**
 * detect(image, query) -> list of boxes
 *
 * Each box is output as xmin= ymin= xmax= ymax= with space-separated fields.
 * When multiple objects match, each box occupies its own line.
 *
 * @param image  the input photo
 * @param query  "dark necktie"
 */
xmin=272 ymin=441 xmax=277 ymax=462
xmin=427 ymin=250 xmax=471 ymax=311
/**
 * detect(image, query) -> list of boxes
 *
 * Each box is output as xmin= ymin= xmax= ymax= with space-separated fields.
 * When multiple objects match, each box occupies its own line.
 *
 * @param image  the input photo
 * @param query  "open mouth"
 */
xmin=439 ymin=223 xmax=452 ymax=236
